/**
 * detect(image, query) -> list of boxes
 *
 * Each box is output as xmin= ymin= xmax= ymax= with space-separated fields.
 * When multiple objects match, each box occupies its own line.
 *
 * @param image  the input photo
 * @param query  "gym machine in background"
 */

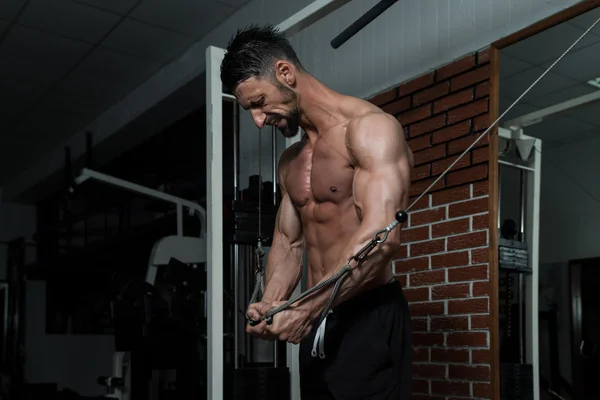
xmin=72 ymin=169 xmax=208 ymax=400
xmin=101 ymin=235 xmax=207 ymax=400
xmin=228 ymin=113 xmax=288 ymax=398
xmin=497 ymin=127 xmax=541 ymax=400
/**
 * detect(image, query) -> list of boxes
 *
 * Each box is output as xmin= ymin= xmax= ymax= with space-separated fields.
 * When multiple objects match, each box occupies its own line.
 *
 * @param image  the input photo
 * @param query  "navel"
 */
xmin=330 ymin=185 xmax=338 ymax=192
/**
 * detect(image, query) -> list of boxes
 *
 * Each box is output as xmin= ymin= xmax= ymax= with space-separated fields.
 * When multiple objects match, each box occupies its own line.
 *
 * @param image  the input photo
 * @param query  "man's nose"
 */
xmin=250 ymin=109 xmax=266 ymax=129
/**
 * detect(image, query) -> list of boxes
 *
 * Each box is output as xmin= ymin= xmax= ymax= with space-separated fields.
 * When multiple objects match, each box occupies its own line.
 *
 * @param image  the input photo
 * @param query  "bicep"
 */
xmin=354 ymin=157 xmax=410 ymax=217
xmin=351 ymin=115 xmax=412 ymax=223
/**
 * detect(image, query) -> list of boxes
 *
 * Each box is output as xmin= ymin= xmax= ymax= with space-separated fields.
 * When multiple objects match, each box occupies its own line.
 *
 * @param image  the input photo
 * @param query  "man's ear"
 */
xmin=275 ymin=60 xmax=297 ymax=87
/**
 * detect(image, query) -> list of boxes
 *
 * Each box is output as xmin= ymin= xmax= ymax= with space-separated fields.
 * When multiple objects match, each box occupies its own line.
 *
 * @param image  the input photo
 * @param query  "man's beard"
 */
xmin=276 ymin=83 xmax=301 ymax=138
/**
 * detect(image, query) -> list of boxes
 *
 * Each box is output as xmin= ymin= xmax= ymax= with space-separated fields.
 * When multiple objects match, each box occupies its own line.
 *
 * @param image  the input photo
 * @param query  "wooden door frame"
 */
xmin=488 ymin=1 xmax=600 ymax=399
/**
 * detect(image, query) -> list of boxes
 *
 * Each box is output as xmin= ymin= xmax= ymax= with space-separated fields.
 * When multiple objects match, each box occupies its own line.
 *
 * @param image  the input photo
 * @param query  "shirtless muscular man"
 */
xmin=221 ymin=25 xmax=414 ymax=399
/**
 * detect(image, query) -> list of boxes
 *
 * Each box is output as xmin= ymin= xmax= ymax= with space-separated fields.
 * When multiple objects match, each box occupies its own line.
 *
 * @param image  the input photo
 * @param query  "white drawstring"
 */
xmin=311 ymin=310 xmax=333 ymax=359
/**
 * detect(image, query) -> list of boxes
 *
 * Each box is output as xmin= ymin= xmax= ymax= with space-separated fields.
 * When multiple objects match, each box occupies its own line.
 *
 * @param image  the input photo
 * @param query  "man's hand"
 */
xmin=246 ymin=301 xmax=279 ymax=340
xmin=263 ymin=301 xmax=313 ymax=344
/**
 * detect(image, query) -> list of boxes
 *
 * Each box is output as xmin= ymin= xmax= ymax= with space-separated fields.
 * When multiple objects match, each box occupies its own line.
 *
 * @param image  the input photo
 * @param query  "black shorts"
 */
xmin=299 ymin=280 xmax=412 ymax=399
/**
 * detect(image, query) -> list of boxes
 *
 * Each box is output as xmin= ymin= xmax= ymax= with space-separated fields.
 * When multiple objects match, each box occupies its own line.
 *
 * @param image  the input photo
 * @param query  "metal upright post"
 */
xmin=232 ymin=98 xmax=241 ymax=370
xmin=206 ymin=45 xmax=225 ymax=400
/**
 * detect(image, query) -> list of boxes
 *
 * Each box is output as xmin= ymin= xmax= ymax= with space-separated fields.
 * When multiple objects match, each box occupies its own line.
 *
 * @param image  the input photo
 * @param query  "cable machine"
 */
xmin=228 ymin=119 xmax=287 ymax=399
xmin=497 ymin=126 xmax=541 ymax=400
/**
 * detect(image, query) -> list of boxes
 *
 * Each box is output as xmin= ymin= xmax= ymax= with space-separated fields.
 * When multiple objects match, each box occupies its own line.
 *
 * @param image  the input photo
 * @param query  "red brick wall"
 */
xmin=370 ymin=48 xmax=493 ymax=399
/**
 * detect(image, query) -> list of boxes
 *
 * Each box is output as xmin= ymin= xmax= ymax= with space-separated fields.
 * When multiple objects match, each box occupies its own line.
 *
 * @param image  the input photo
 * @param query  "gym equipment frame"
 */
xmin=206 ymin=1 xmax=353 ymax=399
xmin=72 ymin=168 xmax=206 ymax=238
xmin=497 ymin=126 xmax=541 ymax=400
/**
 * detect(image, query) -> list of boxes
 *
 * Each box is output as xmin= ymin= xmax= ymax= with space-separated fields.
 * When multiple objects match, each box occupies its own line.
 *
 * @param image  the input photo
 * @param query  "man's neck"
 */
xmin=296 ymin=74 xmax=344 ymax=142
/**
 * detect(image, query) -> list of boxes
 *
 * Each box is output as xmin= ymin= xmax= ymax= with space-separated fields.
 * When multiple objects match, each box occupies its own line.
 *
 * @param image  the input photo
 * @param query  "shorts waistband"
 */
xmin=333 ymin=279 xmax=402 ymax=314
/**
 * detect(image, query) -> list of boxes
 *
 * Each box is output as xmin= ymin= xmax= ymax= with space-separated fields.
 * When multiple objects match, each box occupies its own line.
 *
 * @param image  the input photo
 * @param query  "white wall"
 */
xmin=5 ymin=0 xmax=585 ymax=202
xmin=25 ymin=282 xmax=114 ymax=396
xmin=540 ymin=135 xmax=600 ymax=264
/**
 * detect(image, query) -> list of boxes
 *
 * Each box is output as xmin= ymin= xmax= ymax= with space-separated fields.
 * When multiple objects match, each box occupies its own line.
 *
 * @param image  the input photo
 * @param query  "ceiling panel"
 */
xmin=499 ymin=98 xmax=537 ymax=121
xmin=132 ymin=0 xmax=234 ymax=38
xmin=562 ymin=102 xmax=600 ymax=126
xmin=502 ymin=22 xmax=600 ymax=65
xmin=19 ymin=0 xmax=120 ymax=44
xmin=0 ymin=50 xmax=58 ymax=87
xmin=499 ymin=53 xmax=534 ymax=79
xmin=540 ymin=41 xmax=600 ymax=83
xmin=48 ymin=68 xmax=137 ymax=115
xmin=73 ymin=0 xmax=141 ymax=15
xmin=102 ymin=18 xmax=195 ymax=63
xmin=523 ymin=115 xmax=597 ymax=143
xmin=525 ymin=84 xmax=599 ymax=108
xmin=0 ymin=24 xmax=92 ymax=79
xmin=15 ymin=101 xmax=91 ymax=141
xmin=0 ymin=20 xmax=8 ymax=36
xmin=500 ymin=66 xmax=579 ymax=102
xmin=568 ymin=7 xmax=600 ymax=36
xmin=0 ymin=0 xmax=25 ymax=21
xmin=216 ymin=0 xmax=253 ymax=7
xmin=0 ymin=70 xmax=46 ymax=104
xmin=76 ymin=46 xmax=161 ymax=85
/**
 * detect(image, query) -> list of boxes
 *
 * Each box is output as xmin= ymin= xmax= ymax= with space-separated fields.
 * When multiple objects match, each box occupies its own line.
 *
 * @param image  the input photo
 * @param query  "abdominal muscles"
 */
xmin=301 ymin=200 xmax=361 ymax=287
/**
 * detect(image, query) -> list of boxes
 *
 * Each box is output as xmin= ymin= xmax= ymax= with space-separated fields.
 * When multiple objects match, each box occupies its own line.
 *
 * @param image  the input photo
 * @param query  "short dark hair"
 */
xmin=220 ymin=24 xmax=304 ymax=92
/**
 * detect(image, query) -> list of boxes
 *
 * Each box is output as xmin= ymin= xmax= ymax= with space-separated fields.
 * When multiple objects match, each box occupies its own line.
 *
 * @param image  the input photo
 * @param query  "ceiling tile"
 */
xmin=540 ymin=41 xmax=600 ymax=83
xmin=15 ymin=102 xmax=89 ymax=141
xmin=0 ymin=82 xmax=43 ymax=127
xmin=499 ymin=67 xmax=579 ymax=102
xmin=502 ymin=22 xmax=600 ymax=65
xmin=526 ymin=84 xmax=599 ymax=108
xmin=76 ymin=46 xmax=161 ymax=85
xmin=0 ymin=50 xmax=59 ymax=86
xmin=562 ymin=102 xmax=600 ymax=126
xmin=49 ymin=69 xmax=135 ymax=114
xmin=499 ymin=53 xmax=534 ymax=79
xmin=568 ymin=7 xmax=600 ymax=36
xmin=132 ymin=0 xmax=234 ymax=38
xmin=73 ymin=0 xmax=140 ymax=15
xmin=19 ymin=0 xmax=120 ymax=43
xmin=0 ymin=24 xmax=92 ymax=78
xmin=0 ymin=71 xmax=46 ymax=104
xmin=102 ymin=18 xmax=195 ymax=63
xmin=0 ymin=20 xmax=8 ymax=36
xmin=523 ymin=115 xmax=596 ymax=143
xmin=0 ymin=0 xmax=26 ymax=21
xmin=499 ymin=98 xmax=537 ymax=122
xmin=215 ymin=0 xmax=252 ymax=8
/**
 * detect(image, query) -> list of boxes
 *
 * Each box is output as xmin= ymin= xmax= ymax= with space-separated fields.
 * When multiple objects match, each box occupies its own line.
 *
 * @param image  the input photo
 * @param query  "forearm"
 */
xmin=306 ymin=223 xmax=399 ymax=319
xmin=261 ymin=239 xmax=303 ymax=303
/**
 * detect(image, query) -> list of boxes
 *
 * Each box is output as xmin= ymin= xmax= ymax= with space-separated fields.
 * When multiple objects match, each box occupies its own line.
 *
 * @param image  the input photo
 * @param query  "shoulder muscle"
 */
xmin=346 ymin=112 xmax=408 ymax=170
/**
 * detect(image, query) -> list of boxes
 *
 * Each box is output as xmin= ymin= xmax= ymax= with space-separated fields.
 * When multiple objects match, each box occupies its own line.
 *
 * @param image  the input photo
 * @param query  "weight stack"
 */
xmin=232 ymin=200 xmax=277 ymax=246
xmin=498 ymin=238 xmax=530 ymax=271
xmin=500 ymin=363 xmax=533 ymax=400
xmin=232 ymin=366 xmax=290 ymax=400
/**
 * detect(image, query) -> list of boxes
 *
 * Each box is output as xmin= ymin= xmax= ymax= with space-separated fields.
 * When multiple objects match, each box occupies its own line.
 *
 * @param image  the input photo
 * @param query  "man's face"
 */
xmin=235 ymin=76 xmax=300 ymax=138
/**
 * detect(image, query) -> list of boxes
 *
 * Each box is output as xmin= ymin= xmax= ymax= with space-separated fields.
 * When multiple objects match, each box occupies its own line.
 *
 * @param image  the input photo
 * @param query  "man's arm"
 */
xmin=260 ymin=148 xmax=304 ymax=304
xmin=305 ymin=112 xmax=412 ymax=319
